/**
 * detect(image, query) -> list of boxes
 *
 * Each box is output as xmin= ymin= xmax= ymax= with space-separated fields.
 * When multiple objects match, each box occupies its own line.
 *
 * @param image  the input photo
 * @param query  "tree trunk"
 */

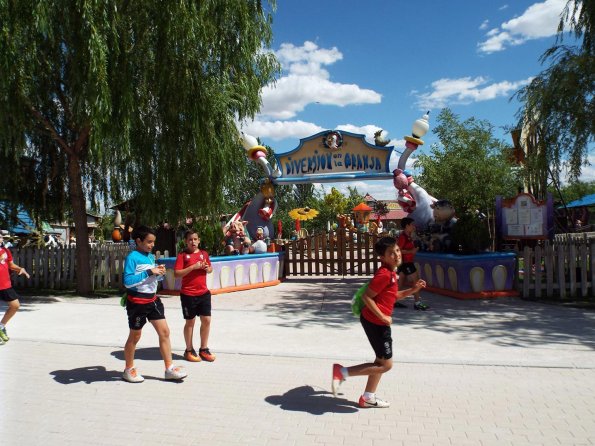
xmin=67 ymin=152 xmax=93 ymax=295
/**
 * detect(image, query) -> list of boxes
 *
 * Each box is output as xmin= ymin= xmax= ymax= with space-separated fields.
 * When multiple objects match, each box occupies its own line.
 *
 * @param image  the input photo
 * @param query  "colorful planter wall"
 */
xmin=157 ymin=252 xmax=284 ymax=295
xmin=415 ymin=252 xmax=518 ymax=299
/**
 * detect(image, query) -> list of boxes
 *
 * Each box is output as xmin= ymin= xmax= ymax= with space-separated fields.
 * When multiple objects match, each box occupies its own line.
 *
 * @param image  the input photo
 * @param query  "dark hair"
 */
xmin=374 ymin=236 xmax=397 ymax=257
xmin=184 ymin=229 xmax=199 ymax=239
xmin=400 ymin=217 xmax=414 ymax=229
xmin=132 ymin=225 xmax=155 ymax=242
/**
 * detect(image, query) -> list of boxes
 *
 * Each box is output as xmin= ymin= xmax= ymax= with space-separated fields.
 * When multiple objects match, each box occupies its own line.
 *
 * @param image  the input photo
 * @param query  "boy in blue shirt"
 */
xmin=122 ymin=225 xmax=187 ymax=383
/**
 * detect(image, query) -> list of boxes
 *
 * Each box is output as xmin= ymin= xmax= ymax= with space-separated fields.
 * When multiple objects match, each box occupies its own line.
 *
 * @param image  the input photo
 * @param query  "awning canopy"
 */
xmin=564 ymin=194 xmax=595 ymax=208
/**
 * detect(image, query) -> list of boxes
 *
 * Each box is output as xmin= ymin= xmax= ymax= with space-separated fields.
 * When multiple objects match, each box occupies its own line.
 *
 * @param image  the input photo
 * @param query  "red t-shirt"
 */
xmin=174 ymin=250 xmax=211 ymax=296
xmin=361 ymin=265 xmax=398 ymax=326
xmin=398 ymin=232 xmax=415 ymax=263
xmin=0 ymin=247 xmax=13 ymax=290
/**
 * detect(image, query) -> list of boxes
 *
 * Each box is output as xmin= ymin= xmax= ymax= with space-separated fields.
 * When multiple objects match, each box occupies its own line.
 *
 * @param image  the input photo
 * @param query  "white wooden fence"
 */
xmin=9 ymin=244 xmax=170 ymax=291
xmin=519 ymin=237 xmax=594 ymax=298
xmin=7 ymin=239 xmax=594 ymax=298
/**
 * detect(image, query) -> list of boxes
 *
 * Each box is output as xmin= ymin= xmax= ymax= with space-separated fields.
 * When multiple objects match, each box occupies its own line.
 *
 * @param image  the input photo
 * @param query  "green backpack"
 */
xmin=351 ymin=281 xmax=369 ymax=316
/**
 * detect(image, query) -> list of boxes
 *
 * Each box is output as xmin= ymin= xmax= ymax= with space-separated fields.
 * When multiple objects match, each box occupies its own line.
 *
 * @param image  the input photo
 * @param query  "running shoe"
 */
xmin=184 ymin=349 xmax=202 ymax=362
xmin=0 ymin=326 xmax=9 ymax=343
xmin=414 ymin=301 xmax=430 ymax=311
xmin=165 ymin=365 xmax=188 ymax=380
xmin=122 ymin=367 xmax=144 ymax=383
xmin=199 ymin=348 xmax=216 ymax=362
xmin=358 ymin=395 xmax=390 ymax=408
xmin=331 ymin=363 xmax=345 ymax=397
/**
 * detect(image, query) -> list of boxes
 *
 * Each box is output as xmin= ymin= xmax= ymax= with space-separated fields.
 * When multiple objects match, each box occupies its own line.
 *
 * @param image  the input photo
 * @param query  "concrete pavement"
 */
xmin=1 ymin=276 xmax=595 ymax=445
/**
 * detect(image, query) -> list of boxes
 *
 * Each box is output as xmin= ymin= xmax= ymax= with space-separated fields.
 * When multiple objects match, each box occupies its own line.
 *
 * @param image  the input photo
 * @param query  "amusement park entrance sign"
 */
xmin=273 ymin=130 xmax=394 ymax=185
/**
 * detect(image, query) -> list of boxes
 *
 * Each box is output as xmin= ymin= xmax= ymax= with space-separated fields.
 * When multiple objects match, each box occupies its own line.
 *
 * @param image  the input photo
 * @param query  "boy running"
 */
xmin=332 ymin=236 xmax=425 ymax=408
xmin=0 ymin=233 xmax=30 ymax=344
xmin=122 ymin=225 xmax=187 ymax=382
xmin=174 ymin=229 xmax=215 ymax=362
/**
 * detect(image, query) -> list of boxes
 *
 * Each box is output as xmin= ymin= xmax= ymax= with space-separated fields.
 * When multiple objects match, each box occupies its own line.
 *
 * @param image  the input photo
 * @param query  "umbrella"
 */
xmin=288 ymin=207 xmax=319 ymax=231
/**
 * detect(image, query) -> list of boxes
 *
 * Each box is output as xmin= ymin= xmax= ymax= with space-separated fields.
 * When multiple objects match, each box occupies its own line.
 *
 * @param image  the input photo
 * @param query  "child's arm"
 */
xmin=123 ymin=255 xmax=164 ymax=289
xmin=362 ymin=289 xmax=392 ymax=326
xmin=174 ymin=260 xmax=209 ymax=278
xmin=396 ymin=279 xmax=426 ymax=299
xmin=8 ymin=261 xmax=30 ymax=279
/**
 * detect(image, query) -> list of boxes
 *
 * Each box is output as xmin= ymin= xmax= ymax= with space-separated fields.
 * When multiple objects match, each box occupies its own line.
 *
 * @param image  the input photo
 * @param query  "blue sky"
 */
xmin=239 ymin=0 xmax=593 ymax=200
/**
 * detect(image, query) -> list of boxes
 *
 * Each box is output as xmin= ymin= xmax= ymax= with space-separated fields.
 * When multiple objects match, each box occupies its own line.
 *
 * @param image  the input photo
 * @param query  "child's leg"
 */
xmin=345 ymin=357 xmax=393 ymax=383
xmin=124 ymin=329 xmax=142 ymax=369
xmin=1 ymin=298 xmax=20 ymax=326
xmin=150 ymin=319 xmax=173 ymax=368
xmin=183 ymin=318 xmax=196 ymax=351
xmin=199 ymin=315 xmax=211 ymax=349
xmin=362 ymin=358 xmax=393 ymax=394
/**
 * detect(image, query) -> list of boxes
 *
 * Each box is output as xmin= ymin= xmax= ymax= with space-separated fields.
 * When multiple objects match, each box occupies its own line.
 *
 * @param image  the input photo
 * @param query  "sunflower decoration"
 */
xmin=288 ymin=207 xmax=319 ymax=221
xmin=288 ymin=207 xmax=319 ymax=232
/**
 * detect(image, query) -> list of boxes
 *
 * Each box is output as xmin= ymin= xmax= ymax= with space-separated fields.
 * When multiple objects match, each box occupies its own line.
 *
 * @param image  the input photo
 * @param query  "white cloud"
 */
xmin=478 ymin=0 xmax=568 ymax=53
xmin=257 ymin=41 xmax=382 ymax=120
xmin=499 ymin=4 xmax=509 ymax=11
xmin=415 ymin=76 xmax=533 ymax=110
xmin=479 ymin=20 xmax=490 ymax=30
xmin=241 ymin=119 xmax=324 ymax=141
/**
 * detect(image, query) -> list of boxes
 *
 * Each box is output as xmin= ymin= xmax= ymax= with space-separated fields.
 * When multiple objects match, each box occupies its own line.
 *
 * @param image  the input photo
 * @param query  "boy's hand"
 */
xmin=18 ymin=268 xmax=30 ymax=279
xmin=381 ymin=315 xmax=392 ymax=326
xmin=151 ymin=265 xmax=166 ymax=276
xmin=193 ymin=261 xmax=208 ymax=270
xmin=415 ymin=279 xmax=426 ymax=289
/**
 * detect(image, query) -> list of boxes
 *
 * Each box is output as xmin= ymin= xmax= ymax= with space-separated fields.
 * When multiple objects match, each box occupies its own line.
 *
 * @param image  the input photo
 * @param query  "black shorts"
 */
xmin=180 ymin=291 xmax=212 ymax=319
xmin=397 ymin=262 xmax=417 ymax=276
xmin=126 ymin=298 xmax=165 ymax=330
xmin=360 ymin=315 xmax=393 ymax=360
xmin=0 ymin=288 xmax=20 ymax=302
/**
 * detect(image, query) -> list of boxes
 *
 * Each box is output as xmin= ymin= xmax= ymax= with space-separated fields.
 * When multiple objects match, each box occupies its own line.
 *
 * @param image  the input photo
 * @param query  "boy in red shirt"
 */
xmin=397 ymin=217 xmax=429 ymax=310
xmin=0 ymin=233 xmax=30 ymax=344
xmin=332 ymin=236 xmax=425 ymax=408
xmin=174 ymin=230 xmax=215 ymax=362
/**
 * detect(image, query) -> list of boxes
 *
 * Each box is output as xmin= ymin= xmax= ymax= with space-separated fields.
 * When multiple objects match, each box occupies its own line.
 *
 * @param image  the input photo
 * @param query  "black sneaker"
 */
xmin=414 ymin=302 xmax=429 ymax=311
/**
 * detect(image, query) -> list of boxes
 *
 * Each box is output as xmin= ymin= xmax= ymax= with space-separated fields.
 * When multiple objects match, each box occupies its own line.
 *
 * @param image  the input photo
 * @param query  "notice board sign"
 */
xmin=496 ymin=193 xmax=553 ymax=240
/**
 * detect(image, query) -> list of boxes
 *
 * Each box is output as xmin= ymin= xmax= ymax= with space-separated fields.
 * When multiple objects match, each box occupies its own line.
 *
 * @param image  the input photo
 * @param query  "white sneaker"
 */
xmin=165 ymin=365 xmax=188 ymax=380
xmin=122 ymin=367 xmax=144 ymax=383
xmin=358 ymin=395 xmax=390 ymax=408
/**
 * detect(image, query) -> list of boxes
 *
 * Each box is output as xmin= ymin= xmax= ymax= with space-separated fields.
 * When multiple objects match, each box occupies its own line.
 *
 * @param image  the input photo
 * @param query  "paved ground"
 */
xmin=1 ymin=276 xmax=595 ymax=445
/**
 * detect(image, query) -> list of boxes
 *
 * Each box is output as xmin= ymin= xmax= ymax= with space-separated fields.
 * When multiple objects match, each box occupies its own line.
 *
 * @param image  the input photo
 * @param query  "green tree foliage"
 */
xmin=513 ymin=0 xmax=594 ymax=184
xmin=0 ymin=1 xmax=280 ymax=293
xmin=550 ymin=180 xmax=595 ymax=204
xmin=415 ymin=108 xmax=521 ymax=247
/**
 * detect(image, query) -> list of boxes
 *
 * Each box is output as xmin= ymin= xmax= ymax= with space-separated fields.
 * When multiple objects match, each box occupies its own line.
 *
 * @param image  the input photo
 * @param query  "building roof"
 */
xmin=565 ymin=194 xmax=595 ymax=208
xmin=353 ymin=202 xmax=373 ymax=212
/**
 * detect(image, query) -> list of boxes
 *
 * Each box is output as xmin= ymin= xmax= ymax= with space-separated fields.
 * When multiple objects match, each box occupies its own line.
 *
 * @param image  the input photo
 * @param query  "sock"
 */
xmin=166 ymin=364 xmax=176 ymax=371
xmin=341 ymin=367 xmax=349 ymax=379
xmin=363 ymin=392 xmax=375 ymax=401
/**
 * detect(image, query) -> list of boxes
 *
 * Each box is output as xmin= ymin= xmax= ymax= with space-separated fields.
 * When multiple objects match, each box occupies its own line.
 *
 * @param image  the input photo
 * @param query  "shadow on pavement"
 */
xmin=265 ymin=385 xmax=358 ymax=414
xmin=110 ymin=347 xmax=184 ymax=361
xmin=49 ymin=366 xmax=123 ymax=384
xmin=266 ymin=278 xmax=595 ymax=351
xmin=50 ymin=365 xmax=187 ymax=384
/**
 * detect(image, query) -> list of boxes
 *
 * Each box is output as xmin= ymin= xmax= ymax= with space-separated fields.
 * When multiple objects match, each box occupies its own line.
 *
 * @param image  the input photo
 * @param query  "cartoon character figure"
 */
xmin=224 ymin=220 xmax=251 ymax=255
xmin=250 ymin=226 xmax=268 ymax=254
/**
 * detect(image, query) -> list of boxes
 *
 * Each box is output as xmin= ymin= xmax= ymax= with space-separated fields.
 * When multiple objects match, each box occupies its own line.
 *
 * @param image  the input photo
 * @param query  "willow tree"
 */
xmin=513 ymin=0 xmax=594 ymax=193
xmin=0 ymin=1 xmax=280 ymax=293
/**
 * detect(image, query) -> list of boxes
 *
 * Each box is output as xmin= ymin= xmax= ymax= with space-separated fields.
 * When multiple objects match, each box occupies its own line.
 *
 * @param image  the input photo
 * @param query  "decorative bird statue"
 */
xmin=374 ymin=129 xmax=390 ymax=146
